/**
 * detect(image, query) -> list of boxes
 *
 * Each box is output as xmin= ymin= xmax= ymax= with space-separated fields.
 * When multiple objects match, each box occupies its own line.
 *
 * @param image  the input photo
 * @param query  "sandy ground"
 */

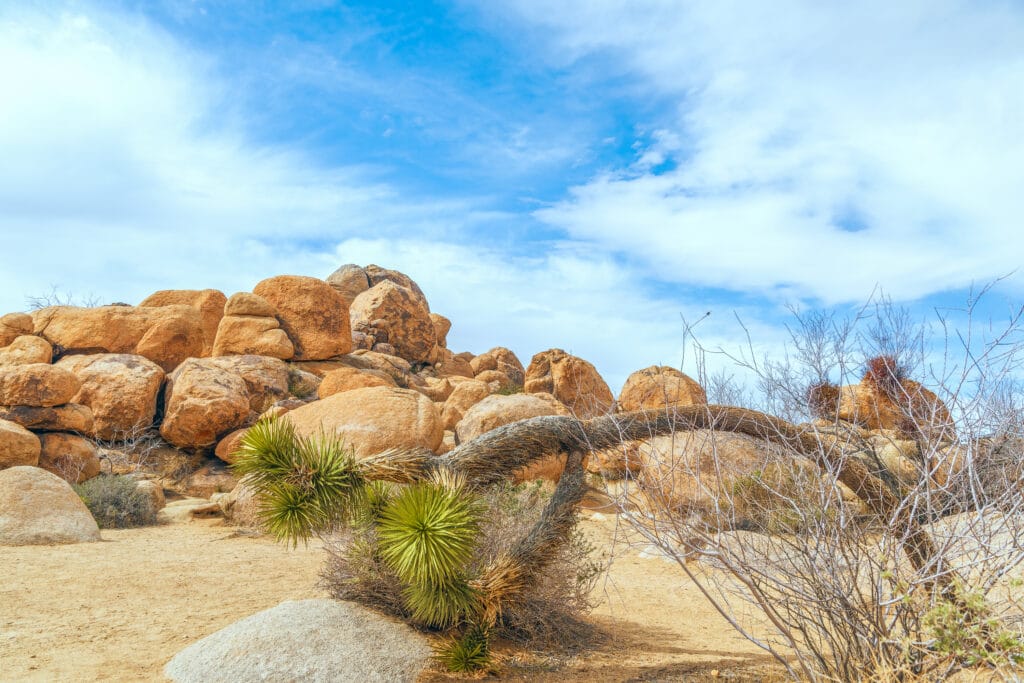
xmin=1 ymin=514 xmax=781 ymax=682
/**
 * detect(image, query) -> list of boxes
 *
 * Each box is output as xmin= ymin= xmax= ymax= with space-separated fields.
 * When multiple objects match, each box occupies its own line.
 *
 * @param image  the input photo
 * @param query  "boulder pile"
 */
xmin=1 ymin=263 xmax=956 ymax=529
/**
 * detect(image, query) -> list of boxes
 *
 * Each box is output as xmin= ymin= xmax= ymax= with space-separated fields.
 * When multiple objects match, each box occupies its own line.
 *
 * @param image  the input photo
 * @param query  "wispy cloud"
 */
xmin=490 ymin=0 xmax=1024 ymax=303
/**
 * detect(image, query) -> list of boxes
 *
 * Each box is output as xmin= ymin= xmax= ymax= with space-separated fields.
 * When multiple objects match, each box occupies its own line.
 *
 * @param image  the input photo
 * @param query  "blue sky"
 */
xmin=2 ymin=1 xmax=1023 ymax=391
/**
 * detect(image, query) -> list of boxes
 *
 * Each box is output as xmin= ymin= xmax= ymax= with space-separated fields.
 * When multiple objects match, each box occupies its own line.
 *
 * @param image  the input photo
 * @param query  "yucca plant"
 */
xmin=231 ymin=417 xmax=366 ymax=545
xmin=435 ymin=623 xmax=491 ymax=673
xmin=377 ymin=469 xmax=484 ymax=628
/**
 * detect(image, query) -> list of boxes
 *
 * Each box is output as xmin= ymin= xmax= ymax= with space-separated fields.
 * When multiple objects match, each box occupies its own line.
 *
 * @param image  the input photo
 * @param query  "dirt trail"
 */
xmin=1 ymin=515 xmax=779 ymax=682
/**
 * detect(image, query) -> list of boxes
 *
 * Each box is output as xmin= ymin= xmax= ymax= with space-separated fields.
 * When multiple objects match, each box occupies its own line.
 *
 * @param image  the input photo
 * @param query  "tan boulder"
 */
xmin=837 ymin=378 xmax=954 ymax=442
xmin=471 ymin=347 xmax=526 ymax=386
xmin=0 ymin=419 xmax=40 ymax=469
xmin=0 ymin=335 xmax=52 ymax=366
xmin=318 ymin=366 xmax=395 ymax=399
xmin=32 ymin=304 xmax=204 ymax=372
xmin=38 ymin=433 xmax=101 ymax=484
xmin=203 ymin=356 xmax=291 ymax=414
xmin=135 ymin=480 xmax=166 ymax=511
xmin=442 ymin=380 xmax=491 ymax=431
xmin=325 ymin=264 xmax=371 ymax=307
xmin=345 ymin=350 xmax=414 ymax=380
xmin=252 ymin=276 xmax=352 ymax=361
xmin=0 ymin=404 xmax=94 ymax=433
xmin=0 ymin=466 xmax=100 ymax=545
xmin=224 ymin=292 xmax=276 ymax=317
xmin=0 ymin=363 xmax=81 ymax=407
xmin=183 ymin=462 xmax=239 ymax=498
xmin=433 ymin=347 xmax=475 ymax=379
xmin=524 ymin=349 xmax=613 ymax=418
xmin=214 ymin=428 xmax=249 ymax=465
xmin=363 ymin=264 xmax=428 ymax=306
xmin=287 ymin=386 xmax=443 ymax=457
xmin=474 ymin=369 xmax=515 ymax=392
xmin=160 ymin=359 xmax=251 ymax=449
xmin=618 ymin=366 xmax=707 ymax=412
xmin=56 ymin=354 xmax=165 ymax=440
xmin=139 ymin=289 xmax=226 ymax=356
xmin=212 ymin=315 xmax=294 ymax=359
xmin=350 ymin=281 xmax=436 ymax=364
xmin=0 ymin=313 xmax=34 ymax=347
xmin=431 ymin=314 xmax=451 ymax=348
xmin=455 ymin=392 xmax=569 ymax=441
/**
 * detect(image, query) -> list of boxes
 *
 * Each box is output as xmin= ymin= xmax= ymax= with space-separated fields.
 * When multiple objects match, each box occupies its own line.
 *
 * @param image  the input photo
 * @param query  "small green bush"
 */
xmin=73 ymin=475 xmax=157 ymax=528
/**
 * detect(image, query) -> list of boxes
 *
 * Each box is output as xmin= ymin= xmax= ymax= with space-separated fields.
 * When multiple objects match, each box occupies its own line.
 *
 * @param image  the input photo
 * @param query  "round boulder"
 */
xmin=160 ymin=359 xmax=251 ymax=449
xmin=618 ymin=366 xmax=707 ymax=412
xmin=287 ymin=386 xmax=443 ymax=457
xmin=349 ymin=281 xmax=436 ymax=364
xmin=318 ymin=366 xmax=395 ymax=399
xmin=524 ymin=349 xmax=613 ymax=418
xmin=0 ymin=466 xmax=100 ymax=545
xmin=0 ymin=335 xmax=53 ymax=366
xmin=164 ymin=599 xmax=430 ymax=683
xmin=471 ymin=347 xmax=525 ymax=386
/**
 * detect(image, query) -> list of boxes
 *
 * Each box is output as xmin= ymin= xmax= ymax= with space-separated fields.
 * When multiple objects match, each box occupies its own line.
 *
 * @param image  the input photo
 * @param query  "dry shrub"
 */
xmin=73 ymin=475 xmax=157 ymax=528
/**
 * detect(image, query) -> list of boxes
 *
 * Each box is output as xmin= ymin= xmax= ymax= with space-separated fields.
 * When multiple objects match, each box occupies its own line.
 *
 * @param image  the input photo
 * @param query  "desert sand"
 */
xmin=1 ymin=513 xmax=782 ymax=682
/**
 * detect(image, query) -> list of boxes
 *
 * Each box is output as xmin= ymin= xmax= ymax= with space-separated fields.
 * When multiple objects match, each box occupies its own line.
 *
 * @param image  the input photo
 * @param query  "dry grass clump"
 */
xmin=73 ymin=475 xmax=157 ymax=528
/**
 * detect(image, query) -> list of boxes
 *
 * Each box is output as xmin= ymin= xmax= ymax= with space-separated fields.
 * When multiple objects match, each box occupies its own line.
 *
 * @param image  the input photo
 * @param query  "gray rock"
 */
xmin=164 ymin=599 xmax=430 ymax=683
xmin=0 ymin=465 xmax=100 ymax=545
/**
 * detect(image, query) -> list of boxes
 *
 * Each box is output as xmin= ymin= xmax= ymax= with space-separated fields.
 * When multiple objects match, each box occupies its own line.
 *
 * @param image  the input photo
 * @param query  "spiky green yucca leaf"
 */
xmin=435 ymin=623 xmax=491 ymax=672
xmin=231 ymin=417 xmax=364 ymax=545
xmin=403 ymin=574 xmax=479 ymax=628
xmin=377 ymin=476 xmax=482 ymax=587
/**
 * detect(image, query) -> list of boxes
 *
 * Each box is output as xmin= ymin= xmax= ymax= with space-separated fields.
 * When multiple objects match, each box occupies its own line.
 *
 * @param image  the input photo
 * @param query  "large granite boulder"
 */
xmin=31 ymin=304 xmax=205 ymax=372
xmin=0 ymin=363 xmax=81 ymax=407
xmin=56 ymin=354 xmax=164 ymax=439
xmin=252 ymin=275 xmax=352 ymax=361
xmin=160 ymin=360 xmax=251 ymax=449
xmin=38 ymin=432 xmax=100 ymax=484
xmin=0 ymin=313 xmax=34 ymax=347
xmin=138 ymin=288 xmax=227 ymax=357
xmin=0 ymin=466 xmax=100 ymax=545
xmin=318 ymin=366 xmax=395 ymax=399
xmin=470 ymin=347 xmax=525 ymax=386
xmin=212 ymin=292 xmax=294 ymax=359
xmin=618 ymin=366 xmax=707 ymax=412
xmin=349 ymin=281 xmax=436 ymax=364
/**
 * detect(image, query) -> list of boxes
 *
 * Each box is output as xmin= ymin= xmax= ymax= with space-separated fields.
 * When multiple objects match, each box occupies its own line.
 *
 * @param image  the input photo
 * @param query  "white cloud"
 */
xmin=0 ymin=6 xmax=476 ymax=309
xmin=492 ymin=0 xmax=1024 ymax=303
xmin=0 ymin=4 xmax=763 ymax=392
